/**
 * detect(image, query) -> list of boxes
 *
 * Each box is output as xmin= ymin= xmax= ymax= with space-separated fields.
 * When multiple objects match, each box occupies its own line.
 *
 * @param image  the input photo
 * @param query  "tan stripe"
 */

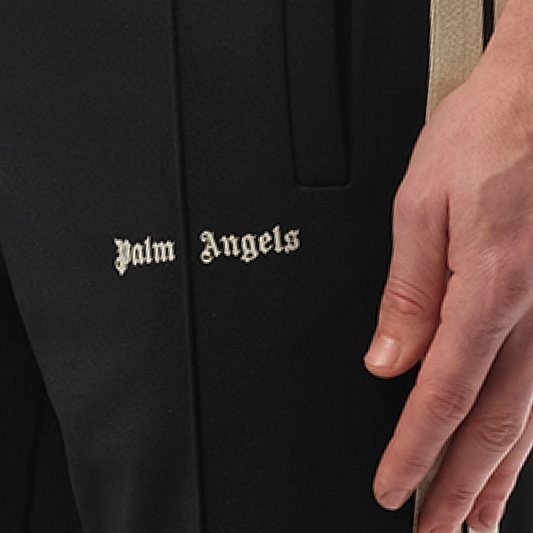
xmin=426 ymin=0 xmax=484 ymax=119
xmin=414 ymin=1 xmax=494 ymax=532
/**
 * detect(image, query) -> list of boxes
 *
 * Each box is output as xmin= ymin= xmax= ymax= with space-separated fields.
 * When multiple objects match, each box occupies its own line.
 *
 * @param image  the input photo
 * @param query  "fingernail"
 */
xmin=365 ymin=334 xmax=401 ymax=368
xmin=379 ymin=489 xmax=410 ymax=510
xmin=478 ymin=501 xmax=504 ymax=528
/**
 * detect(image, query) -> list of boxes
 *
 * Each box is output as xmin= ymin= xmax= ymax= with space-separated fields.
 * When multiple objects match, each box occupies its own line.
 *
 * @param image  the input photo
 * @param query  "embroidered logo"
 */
xmin=199 ymin=225 xmax=300 ymax=265
xmin=114 ymin=237 xmax=176 ymax=276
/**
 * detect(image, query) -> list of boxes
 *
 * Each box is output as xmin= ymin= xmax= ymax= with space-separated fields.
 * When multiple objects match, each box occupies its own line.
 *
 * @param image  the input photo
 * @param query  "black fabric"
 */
xmin=0 ymin=1 xmax=530 ymax=532
xmin=0 ymin=244 xmax=81 ymax=532
xmin=28 ymin=392 xmax=84 ymax=533
xmin=0 ymin=3 xmax=201 ymax=532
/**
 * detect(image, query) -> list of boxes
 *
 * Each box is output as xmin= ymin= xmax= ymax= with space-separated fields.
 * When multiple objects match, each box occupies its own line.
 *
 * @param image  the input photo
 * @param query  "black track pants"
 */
xmin=0 ymin=2 xmax=531 ymax=532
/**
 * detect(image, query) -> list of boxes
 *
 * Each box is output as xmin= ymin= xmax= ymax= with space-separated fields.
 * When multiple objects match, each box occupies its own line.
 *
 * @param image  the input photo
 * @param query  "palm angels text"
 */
xmin=114 ymin=237 xmax=176 ymax=275
xmin=199 ymin=225 xmax=300 ymax=264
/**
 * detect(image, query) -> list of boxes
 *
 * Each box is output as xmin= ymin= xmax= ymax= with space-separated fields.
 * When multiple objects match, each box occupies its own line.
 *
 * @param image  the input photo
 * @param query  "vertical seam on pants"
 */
xmin=26 ymin=387 xmax=45 ymax=533
xmin=0 ymin=243 xmax=46 ymax=533
xmin=169 ymin=2 xmax=207 ymax=532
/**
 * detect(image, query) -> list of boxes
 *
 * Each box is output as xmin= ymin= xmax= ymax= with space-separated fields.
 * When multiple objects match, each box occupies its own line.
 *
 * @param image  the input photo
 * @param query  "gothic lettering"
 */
xmin=114 ymin=236 xmax=176 ymax=275
xmin=200 ymin=231 xmax=221 ymax=264
xmin=199 ymin=225 xmax=300 ymax=265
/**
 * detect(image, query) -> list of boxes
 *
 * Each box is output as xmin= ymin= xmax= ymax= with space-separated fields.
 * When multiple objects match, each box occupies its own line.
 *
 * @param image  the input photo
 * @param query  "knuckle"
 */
xmin=490 ymin=467 xmax=515 ymax=487
xmin=421 ymin=382 xmax=474 ymax=425
xmin=392 ymin=183 xmax=413 ymax=219
xmin=382 ymin=275 xmax=436 ymax=320
xmin=485 ymin=469 xmax=518 ymax=499
xmin=475 ymin=250 xmax=533 ymax=317
xmin=470 ymin=414 xmax=525 ymax=453
xmin=397 ymin=452 xmax=435 ymax=479
xmin=496 ymin=265 xmax=533 ymax=312
xmin=491 ymin=467 xmax=517 ymax=486
xmin=442 ymin=484 xmax=478 ymax=513
xmin=393 ymin=181 xmax=434 ymax=222
xmin=467 ymin=319 xmax=510 ymax=357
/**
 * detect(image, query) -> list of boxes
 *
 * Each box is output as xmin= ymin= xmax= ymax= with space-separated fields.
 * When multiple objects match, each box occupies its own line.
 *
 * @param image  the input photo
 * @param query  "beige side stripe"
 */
xmin=415 ymin=1 xmax=497 ymax=533
xmin=425 ymin=0 xmax=484 ymax=119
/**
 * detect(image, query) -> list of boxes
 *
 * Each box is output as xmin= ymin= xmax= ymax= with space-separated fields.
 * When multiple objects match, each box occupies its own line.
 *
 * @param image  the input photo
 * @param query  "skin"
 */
xmin=364 ymin=0 xmax=533 ymax=531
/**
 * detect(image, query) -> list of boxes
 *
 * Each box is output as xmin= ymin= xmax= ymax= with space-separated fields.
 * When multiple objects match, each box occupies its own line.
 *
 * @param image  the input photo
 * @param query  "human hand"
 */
xmin=363 ymin=16 xmax=533 ymax=533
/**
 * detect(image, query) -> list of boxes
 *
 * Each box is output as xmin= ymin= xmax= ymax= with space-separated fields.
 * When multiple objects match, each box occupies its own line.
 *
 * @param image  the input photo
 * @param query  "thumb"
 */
xmin=364 ymin=180 xmax=449 ymax=378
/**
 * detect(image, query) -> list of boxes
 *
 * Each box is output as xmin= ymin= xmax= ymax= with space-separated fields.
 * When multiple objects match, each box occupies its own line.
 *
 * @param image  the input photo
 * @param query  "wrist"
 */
xmin=465 ymin=0 xmax=533 ymax=137
xmin=482 ymin=0 xmax=533 ymax=77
